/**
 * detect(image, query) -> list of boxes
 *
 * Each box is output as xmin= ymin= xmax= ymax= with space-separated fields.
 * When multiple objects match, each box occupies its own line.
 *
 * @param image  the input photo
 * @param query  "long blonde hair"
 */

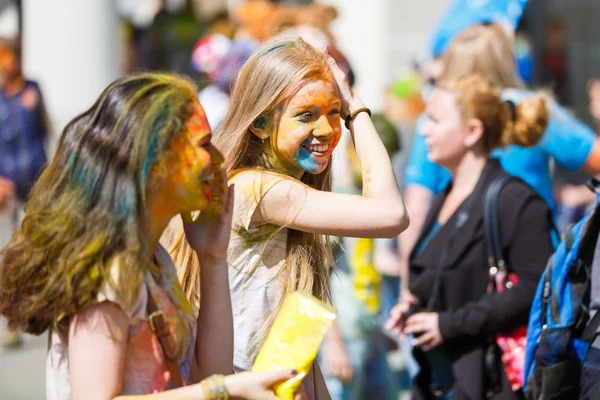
xmin=170 ymin=37 xmax=335 ymax=358
xmin=440 ymin=23 xmax=524 ymax=90
xmin=439 ymin=75 xmax=548 ymax=151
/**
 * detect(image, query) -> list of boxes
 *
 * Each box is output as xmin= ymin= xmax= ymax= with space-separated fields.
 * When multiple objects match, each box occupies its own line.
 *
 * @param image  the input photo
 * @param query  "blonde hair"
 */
xmin=170 ymin=37 xmax=335 ymax=358
xmin=439 ymin=75 xmax=549 ymax=150
xmin=440 ymin=23 xmax=523 ymax=90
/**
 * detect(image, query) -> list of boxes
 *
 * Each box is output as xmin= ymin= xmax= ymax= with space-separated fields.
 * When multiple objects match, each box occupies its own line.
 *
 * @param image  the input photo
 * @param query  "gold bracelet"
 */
xmin=200 ymin=375 xmax=230 ymax=400
xmin=344 ymin=107 xmax=372 ymax=130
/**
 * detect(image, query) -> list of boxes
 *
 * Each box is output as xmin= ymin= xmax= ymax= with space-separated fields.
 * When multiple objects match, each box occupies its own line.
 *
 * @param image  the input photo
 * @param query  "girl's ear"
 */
xmin=465 ymin=118 xmax=485 ymax=148
xmin=249 ymin=116 xmax=269 ymax=141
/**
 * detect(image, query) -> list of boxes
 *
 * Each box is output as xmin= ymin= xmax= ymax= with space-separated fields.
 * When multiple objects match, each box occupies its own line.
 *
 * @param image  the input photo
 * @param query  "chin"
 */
xmin=304 ymin=163 xmax=329 ymax=175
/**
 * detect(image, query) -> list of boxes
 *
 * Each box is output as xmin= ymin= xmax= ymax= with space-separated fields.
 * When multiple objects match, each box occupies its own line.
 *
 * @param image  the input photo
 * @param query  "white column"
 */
xmin=322 ymin=0 xmax=391 ymax=112
xmin=22 ymin=0 xmax=122 ymax=153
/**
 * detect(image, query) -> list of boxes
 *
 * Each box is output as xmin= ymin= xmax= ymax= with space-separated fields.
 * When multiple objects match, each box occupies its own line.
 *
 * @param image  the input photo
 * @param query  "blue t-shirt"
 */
xmin=404 ymin=88 xmax=597 ymax=210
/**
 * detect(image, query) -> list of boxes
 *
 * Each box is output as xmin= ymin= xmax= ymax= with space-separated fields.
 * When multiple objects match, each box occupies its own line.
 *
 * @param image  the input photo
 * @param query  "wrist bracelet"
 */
xmin=201 ymin=375 xmax=230 ymax=400
xmin=344 ymin=107 xmax=372 ymax=129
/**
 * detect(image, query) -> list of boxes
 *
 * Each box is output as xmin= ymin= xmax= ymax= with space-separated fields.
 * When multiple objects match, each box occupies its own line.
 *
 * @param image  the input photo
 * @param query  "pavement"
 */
xmin=0 ymin=323 xmax=46 ymax=400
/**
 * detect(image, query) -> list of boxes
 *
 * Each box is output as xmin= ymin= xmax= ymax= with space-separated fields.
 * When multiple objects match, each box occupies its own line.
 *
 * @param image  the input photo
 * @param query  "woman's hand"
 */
xmin=182 ymin=183 xmax=234 ymax=261
xmin=404 ymin=312 xmax=443 ymax=352
xmin=322 ymin=47 xmax=363 ymax=119
xmin=385 ymin=291 xmax=419 ymax=337
xmin=224 ymin=370 xmax=301 ymax=400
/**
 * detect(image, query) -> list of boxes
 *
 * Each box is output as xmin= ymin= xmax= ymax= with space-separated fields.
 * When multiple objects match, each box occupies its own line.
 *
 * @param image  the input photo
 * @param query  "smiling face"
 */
xmin=421 ymin=88 xmax=469 ymax=169
xmin=273 ymin=77 xmax=342 ymax=177
xmin=149 ymin=102 xmax=226 ymax=215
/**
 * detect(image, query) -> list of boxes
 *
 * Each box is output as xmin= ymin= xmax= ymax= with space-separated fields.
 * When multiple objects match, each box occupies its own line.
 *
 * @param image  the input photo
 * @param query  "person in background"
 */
xmin=0 ymin=37 xmax=49 ymax=348
xmin=320 ymin=113 xmax=402 ymax=400
xmin=398 ymin=22 xmax=600 ymax=301
xmin=589 ymin=78 xmax=600 ymax=135
xmin=191 ymin=34 xmax=258 ymax=130
xmin=388 ymin=74 xmax=554 ymax=400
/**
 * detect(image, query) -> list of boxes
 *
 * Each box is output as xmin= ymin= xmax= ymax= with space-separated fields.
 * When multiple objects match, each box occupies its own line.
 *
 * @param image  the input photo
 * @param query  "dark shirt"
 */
xmin=409 ymin=159 xmax=554 ymax=400
xmin=0 ymin=80 xmax=48 ymax=200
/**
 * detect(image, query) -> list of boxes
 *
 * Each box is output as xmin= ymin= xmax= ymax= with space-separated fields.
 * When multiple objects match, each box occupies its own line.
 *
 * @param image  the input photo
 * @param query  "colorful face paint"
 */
xmin=149 ymin=102 xmax=226 ymax=214
xmin=274 ymin=78 xmax=342 ymax=178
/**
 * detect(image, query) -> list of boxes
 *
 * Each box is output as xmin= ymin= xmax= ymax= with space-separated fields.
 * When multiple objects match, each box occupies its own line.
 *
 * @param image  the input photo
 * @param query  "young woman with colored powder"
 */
xmin=171 ymin=38 xmax=409 ymax=397
xmin=0 ymin=73 xmax=299 ymax=400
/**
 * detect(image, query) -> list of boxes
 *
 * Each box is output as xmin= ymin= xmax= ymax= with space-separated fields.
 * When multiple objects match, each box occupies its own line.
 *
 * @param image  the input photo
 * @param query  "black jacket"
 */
xmin=409 ymin=160 xmax=554 ymax=400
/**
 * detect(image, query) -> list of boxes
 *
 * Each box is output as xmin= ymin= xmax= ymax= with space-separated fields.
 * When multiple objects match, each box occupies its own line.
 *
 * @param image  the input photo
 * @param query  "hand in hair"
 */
xmin=323 ymin=47 xmax=362 ymax=119
xmin=181 ymin=184 xmax=235 ymax=262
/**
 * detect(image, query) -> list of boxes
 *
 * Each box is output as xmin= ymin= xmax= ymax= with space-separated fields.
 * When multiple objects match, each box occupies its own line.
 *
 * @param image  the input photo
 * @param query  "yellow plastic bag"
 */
xmin=252 ymin=291 xmax=337 ymax=400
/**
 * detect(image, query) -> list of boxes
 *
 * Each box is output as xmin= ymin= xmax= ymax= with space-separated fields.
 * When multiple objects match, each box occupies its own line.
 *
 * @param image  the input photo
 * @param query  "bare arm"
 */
xmin=69 ymin=301 xmax=295 ymax=400
xmin=190 ymin=257 xmax=233 ymax=380
xmin=184 ymin=187 xmax=235 ymax=381
xmin=69 ymin=302 xmax=208 ymax=400
xmin=255 ymin=56 xmax=408 ymax=239
xmin=581 ymin=138 xmax=600 ymax=176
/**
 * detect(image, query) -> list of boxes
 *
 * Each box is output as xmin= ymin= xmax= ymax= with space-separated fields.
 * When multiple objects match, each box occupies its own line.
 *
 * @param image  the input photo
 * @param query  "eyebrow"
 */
xmin=290 ymin=100 xmax=342 ymax=110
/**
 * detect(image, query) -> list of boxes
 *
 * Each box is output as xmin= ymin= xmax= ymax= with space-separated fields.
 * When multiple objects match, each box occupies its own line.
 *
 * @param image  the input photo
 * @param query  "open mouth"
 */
xmin=301 ymin=143 xmax=330 ymax=156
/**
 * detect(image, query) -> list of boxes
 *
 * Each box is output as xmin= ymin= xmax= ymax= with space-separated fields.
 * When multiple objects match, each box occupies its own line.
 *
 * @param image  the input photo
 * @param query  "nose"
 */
xmin=421 ymin=120 xmax=433 ymax=137
xmin=313 ymin=114 xmax=335 ymax=140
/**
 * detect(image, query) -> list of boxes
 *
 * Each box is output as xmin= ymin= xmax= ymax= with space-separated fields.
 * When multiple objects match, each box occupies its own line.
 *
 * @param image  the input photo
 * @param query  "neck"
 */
xmin=2 ymin=76 xmax=25 ymax=96
xmin=146 ymin=196 xmax=178 ymax=258
xmin=447 ymin=152 xmax=489 ymax=194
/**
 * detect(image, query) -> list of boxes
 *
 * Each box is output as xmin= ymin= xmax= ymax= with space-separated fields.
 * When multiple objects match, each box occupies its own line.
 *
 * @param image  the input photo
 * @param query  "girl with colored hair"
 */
xmin=0 ymin=72 xmax=298 ymax=400
xmin=171 ymin=37 xmax=408 ymax=398
xmin=387 ymin=74 xmax=554 ymax=399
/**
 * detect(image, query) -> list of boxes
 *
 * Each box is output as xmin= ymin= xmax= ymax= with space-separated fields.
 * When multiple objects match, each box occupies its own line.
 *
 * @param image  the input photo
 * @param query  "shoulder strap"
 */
xmin=146 ymin=287 xmax=187 ymax=388
xmin=483 ymin=176 xmax=513 ymax=276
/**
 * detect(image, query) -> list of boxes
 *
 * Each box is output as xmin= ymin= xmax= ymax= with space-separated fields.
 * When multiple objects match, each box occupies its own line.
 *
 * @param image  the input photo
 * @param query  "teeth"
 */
xmin=306 ymin=144 xmax=329 ymax=153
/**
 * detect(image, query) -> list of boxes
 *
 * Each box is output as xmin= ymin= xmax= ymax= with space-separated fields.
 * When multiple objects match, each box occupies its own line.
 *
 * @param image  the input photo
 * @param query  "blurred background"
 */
xmin=1 ymin=0 xmax=600 ymax=399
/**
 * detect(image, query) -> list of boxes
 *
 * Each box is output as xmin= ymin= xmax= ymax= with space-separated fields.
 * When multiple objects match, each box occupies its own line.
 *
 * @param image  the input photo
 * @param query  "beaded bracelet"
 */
xmin=344 ymin=107 xmax=372 ymax=130
xmin=200 ymin=374 xmax=230 ymax=400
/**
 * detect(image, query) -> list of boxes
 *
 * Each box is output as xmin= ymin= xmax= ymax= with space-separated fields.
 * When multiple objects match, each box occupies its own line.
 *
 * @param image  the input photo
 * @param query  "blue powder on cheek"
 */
xmin=293 ymin=147 xmax=327 ymax=173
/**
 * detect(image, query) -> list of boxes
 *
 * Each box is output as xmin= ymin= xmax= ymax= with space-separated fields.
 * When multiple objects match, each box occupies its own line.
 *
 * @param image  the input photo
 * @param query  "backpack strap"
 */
xmin=570 ymin=180 xmax=600 ymax=337
xmin=581 ymin=312 xmax=600 ymax=343
xmin=147 ymin=286 xmax=187 ymax=388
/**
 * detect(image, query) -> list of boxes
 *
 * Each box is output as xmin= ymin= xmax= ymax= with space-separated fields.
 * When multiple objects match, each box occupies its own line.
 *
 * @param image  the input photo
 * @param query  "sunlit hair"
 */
xmin=439 ymin=74 xmax=548 ymax=150
xmin=170 ymin=37 xmax=335 ymax=358
xmin=0 ymin=73 xmax=198 ymax=334
xmin=440 ymin=23 xmax=524 ymax=89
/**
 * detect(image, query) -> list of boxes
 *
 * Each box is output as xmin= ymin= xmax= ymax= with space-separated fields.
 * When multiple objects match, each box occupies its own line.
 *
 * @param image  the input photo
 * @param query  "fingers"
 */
xmin=339 ymin=362 xmax=354 ymax=383
xmin=412 ymin=330 xmax=435 ymax=350
xmin=403 ymin=313 xmax=427 ymax=335
xmin=385 ymin=303 xmax=409 ymax=334
xmin=259 ymin=369 xmax=298 ymax=386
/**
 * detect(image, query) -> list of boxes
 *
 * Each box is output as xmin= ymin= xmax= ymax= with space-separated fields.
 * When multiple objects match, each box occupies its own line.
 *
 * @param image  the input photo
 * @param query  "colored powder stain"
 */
xmin=142 ymin=115 xmax=164 ymax=186
xmin=293 ymin=146 xmax=327 ymax=174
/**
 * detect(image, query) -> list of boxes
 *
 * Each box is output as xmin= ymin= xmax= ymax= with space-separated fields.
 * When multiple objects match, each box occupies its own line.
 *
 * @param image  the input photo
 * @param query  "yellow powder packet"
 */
xmin=252 ymin=291 xmax=337 ymax=400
